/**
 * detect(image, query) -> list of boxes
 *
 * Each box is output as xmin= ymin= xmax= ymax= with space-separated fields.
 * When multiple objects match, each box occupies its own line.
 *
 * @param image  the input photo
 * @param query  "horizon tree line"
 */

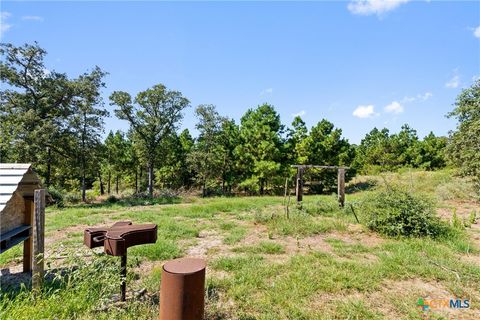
xmin=1 ymin=42 xmax=478 ymax=201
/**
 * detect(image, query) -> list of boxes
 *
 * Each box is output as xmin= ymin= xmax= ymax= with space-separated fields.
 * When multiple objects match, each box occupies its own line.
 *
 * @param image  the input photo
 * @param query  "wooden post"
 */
xmin=337 ymin=168 xmax=345 ymax=208
xmin=32 ymin=189 xmax=45 ymax=291
xmin=23 ymin=198 xmax=34 ymax=273
xmin=296 ymin=167 xmax=304 ymax=202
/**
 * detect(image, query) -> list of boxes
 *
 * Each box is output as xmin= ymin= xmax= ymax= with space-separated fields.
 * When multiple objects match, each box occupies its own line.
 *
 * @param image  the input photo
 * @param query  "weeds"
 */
xmin=359 ymin=187 xmax=449 ymax=238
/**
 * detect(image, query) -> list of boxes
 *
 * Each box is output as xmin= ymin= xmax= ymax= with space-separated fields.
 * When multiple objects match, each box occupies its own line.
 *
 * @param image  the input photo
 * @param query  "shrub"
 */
xmin=64 ymin=192 xmax=81 ymax=205
xmin=359 ymin=187 xmax=446 ymax=238
xmin=47 ymin=186 xmax=64 ymax=207
xmin=85 ymin=190 xmax=97 ymax=202
xmin=106 ymin=195 xmax=119 ymax=203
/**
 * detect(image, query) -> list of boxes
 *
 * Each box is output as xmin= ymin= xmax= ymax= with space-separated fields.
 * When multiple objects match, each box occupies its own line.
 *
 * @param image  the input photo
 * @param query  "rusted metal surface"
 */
xmin=159 ymin=257 xmax=206 ymax=320
xmin=84 ymin=221 xmax=157 ymax=301
xmin=84 ymin=221 xmax=157 ymax=256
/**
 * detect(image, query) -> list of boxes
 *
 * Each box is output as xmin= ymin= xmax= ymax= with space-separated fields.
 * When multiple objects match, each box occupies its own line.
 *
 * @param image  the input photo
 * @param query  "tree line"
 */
xmin=1 ymin=43 xmax=478 ymax=201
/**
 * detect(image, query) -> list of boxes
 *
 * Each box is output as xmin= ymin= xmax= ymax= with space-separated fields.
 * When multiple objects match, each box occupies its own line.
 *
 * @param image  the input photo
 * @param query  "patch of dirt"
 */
xmin=46 ymin=224 xmax=90 ymax=245
xmin=437 ymin=201 xmax=480 ymax=250
xmin=132 ymin=260 xmax=163 ymax=278
xmin=186 ymin=230 xmax=224 ymax=258
xmin=437 ymin=201 xmax=479 ymax=222
xmin=239 ymin=223 xmax=269 ymax=245
xmin=460 ymin=253 xmax=480 ymax=266
xmin=310 ymin=278 xmax=480 ymax=319
xmin=224 ymin=223 xmax=385 ymax=264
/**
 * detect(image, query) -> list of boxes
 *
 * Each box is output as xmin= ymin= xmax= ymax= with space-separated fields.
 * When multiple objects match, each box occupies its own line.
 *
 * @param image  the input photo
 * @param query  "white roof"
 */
xmin=0 ymin=164 xmax=43 ymax=212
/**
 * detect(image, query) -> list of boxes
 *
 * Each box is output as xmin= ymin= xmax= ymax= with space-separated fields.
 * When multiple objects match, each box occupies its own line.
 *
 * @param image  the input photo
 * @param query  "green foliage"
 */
xmin=414 ymin=132 xmax=447 ymax=170
xmin=64 ymin=192 xmax=81 ymax=205
xmin=296 ymin=119 xmax=355 ymax=192
xmin=447 ymin=80 xmax=480 ymax=192
xmin=188 ymin=105 xmax=226 ymax=196
xmin=359 ymin=188 xmax=447 ymax=237
xmin=354 ymin=126 xmax=447 ymax=173
xmin=0 ymin=42 xmax=107 ymax=196
xmin=0 ymin=253 xmax=122 ymax=320
xmin=450 ymin=209 xmax=464 ymax=230
xmin=110 ymin=83 xmax=190 ymax=196
xmin=47 ymin=186 xmax=64 ymax=207
xmin=297 ymin=119 xmax=356 ymax=192
xmin=469 ymin=210 xmax=477 ymax=225
xmin=2 ymin=41 xmax=475 ymax=203
xmin=235 ymin=104 xmax=285 ymax=194
xmin=106 ymin=195 xmax=119 ymax=203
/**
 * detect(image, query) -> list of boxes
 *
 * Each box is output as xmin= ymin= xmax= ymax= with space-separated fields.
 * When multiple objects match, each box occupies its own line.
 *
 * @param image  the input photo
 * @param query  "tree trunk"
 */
xmin=107 ymin=171 xmax=111 ymax=194
xmin=115 ymin=175 xmax=119 ymax=194
xmin=99 ymin=172 xmax=105 ymax=195
xmin=260 ymin=180 xmax=265 ymax=195
xmin=46 ymin=147 xmax=51 ymax=187
xmin=202 ymin=179 xmax=206 ymax=198
xmin=81 ymin=113 xmax=87 ymax=203
xmin=81 ymin=171 xmax=86 ymax=203
xmin=135 ymin=169 xmax=138 ymax=194
xmin=148 ymin=161 xmax=154 ymax=197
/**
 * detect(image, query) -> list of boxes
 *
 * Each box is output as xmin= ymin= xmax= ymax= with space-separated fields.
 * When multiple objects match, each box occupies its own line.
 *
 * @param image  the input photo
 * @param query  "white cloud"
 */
xmin=291 ymin=110 xmax=306 ymax=118
xmin=0 ymin=11 xmax=12 ymax=36
xmin=445 ymin=75 xmax=460 ymax=88
xmin=260 ymin=88 xmax=273 ymax=95
xmin=402 ymin=92 xmax=432 ymax=103
xmin=22 ymin=16 xmax=44 ymax=22
xmin=353 ymin=105 xmax=377 ymax=118
xmin=474 ymin=26 xmax=480 ymax=39
xmin=445 ymin=70 xmax=460 ymax=89
xmin=347 ymin=0 xmax=410 ymax=16
xmin=384 ymin=101 xmax=404 ymax=114
xmin=402 ymin=96 xmax=416 ymax=103
xmin=420 ymin=92 xmax=433 ymax=100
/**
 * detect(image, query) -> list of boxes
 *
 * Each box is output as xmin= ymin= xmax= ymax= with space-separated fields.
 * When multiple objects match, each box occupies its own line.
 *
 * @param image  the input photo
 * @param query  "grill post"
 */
xmin=120 ymin=253 xmax=127 ymax=302
xmin=159 ymin=258 xmax=206 ymax=320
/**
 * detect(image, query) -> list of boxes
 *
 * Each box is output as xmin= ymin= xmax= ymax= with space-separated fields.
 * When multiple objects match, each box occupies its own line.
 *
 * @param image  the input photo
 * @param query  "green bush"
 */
xmin=359 ymin=188 xmax=446 ymax=238
xmin=106 ymin=195 xmax=119 ymax=203
xmin=64 ymin=192 xmax=81 ymax=205
xmin=47 ymin=186 xmax=64 ymax=207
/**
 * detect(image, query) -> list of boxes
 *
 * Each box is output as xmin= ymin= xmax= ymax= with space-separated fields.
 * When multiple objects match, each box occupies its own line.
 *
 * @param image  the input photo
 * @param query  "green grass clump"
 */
xmin=359 ymin=188 xmax=449 ymax=238
xmin=233 ymin=241 xmax=285 ymax=254
xmin=223 ymin=225 xmax=248 ymax=245
xmin=255 ymin=212 xmax=347 ymax=237
xmin=1 ymin=254 xmax=121 ymax=320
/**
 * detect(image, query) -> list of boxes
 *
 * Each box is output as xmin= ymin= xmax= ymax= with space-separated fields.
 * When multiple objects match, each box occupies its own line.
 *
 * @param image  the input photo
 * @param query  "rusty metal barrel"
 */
xmin=159 ymin=257 xmax=206 ymax=320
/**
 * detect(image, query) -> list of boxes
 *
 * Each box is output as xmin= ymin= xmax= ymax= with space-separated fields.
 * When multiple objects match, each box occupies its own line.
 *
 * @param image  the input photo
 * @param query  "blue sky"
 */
xmin=1 ymin=1 xmax=479 ymax=144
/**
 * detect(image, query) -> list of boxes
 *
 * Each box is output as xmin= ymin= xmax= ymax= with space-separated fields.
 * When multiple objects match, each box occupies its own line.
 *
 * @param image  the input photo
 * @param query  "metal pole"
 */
xmin=121 ymin=254 xmax=127 ymax=301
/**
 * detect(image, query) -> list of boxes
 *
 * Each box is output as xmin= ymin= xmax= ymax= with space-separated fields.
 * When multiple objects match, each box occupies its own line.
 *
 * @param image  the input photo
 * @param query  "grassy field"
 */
xmin=1 ymin=170 xmax=479 ymax=319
